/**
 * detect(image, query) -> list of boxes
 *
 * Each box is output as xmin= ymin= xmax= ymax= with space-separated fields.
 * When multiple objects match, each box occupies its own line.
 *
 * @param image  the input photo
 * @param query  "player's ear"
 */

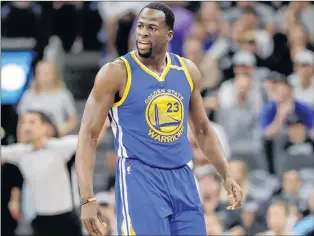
xmin=167 ymin=30 xmax=173 ymax=41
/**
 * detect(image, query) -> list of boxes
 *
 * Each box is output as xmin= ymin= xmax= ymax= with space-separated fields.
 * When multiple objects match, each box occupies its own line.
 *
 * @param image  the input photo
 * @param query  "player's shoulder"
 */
xmin=94 ymin=57 xmax=128 ymax=88
xmin=178 ymin=56 xmax=198 ymax=71
xmin=178 ymin=56 xmax=201 ymax=83
xmin=99 ymin=57 xmax=127 ymax=77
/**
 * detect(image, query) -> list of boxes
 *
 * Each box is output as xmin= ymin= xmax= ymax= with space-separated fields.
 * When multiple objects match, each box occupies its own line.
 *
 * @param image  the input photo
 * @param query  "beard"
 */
xmin=136 ymin=40 xmax=153 ymax=58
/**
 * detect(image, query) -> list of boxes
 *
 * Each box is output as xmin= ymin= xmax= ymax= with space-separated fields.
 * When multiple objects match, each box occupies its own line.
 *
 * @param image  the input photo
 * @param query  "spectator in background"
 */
xmin=241 ymin=202 xmax=266 ymax=235
xmin=218 ymin=50 xmax=264 ymax=112
xmin=294 ymin=189 xmax=314 ymax=236
xmin=1 ymin=2 xmax=41 ymax=38
xmin=263 ymin=72 xmax=280 ymax=102
xmin=220 ymin=160 xmax=250 ymax=203
xmin=259 ymin=73 xmax=313 ymax=140
xmin=217 ymin=73 xmax=262 ymax=158
xmin=273 ymin=116 xmax=314 ymax=179
xmin=98 ymin=2 xmax=146 ymax=59
xmin=182 ymin=36 xmax=221 ymax=90
xmin=198 ymin=171 xmax=242 ymax=231
xmin=284 ymin=117 xmax=314 ymax=158
xmin=1 ymin=111 xmax=82 ymax=236
xmin=17 ymin=61 xmax=77 ymax=136
xmin=103 ymin=151 xmax=118 ymax=191
xmin=223 ymin=1 xmax=276 ymax=34
xmin=1 ymin=160 xmax=23 ymax=236
xmin=275 ymin=170 xmax=308 ymax=220
xmin=238 ymin=7 xmax=274 ymax=59
xmin=276 ymin=2 xmax=314 ymax=43
xmin=258 ymin=200 xmax=295 ymax=235
xmin=288 ymin=49 xmax=314 ymax=107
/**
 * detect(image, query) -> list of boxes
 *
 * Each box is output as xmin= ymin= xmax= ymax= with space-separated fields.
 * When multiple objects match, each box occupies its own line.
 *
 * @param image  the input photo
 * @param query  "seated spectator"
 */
xmin=218 ymin=50 xmax=264 ymax=112
xmin=182 ymin=37 xmax=222 ymax=90
xmin=288 ymin=49 xmax=314 ymax=107
xmin=257 ymin=200 xmax=295 ymax=235
xmin=276 ymin=2 xmax=314 ymax=43
xmin=17 ymin=61 xmax=77 ymax=136
xmin=220 ymin=160 xmax=250 ymax=203
xmin=294 ymin=189 xmax=314 ymax=235
xmin=198 ymin=171 xmax=242 ymax=230
xmin=262 ymin=72 xmax=280 ymax=102
xmin=259 ymin=73 xmax=313 ymax=140
xmin=222 ymin=1 xmax=276 ymax=34
xmin=238 ymin=7 xmax=274 ymax=59
xmin=241 ymin=201 xmax=267 ymax=235
xmin=274 ymin=116 xmax=314 ymax=178
xmin=217 ymin=73 xmax=262 ymax=157
xmin=284 ymin=117 xmax=314 ymax=157
xmin=275 ymin=170 xmax=308 ymax=219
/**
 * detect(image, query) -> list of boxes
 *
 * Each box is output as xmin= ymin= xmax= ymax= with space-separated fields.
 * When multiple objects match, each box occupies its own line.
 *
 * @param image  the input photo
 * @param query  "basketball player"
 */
xmin=76 ymin=3 xmax=243 ymax=235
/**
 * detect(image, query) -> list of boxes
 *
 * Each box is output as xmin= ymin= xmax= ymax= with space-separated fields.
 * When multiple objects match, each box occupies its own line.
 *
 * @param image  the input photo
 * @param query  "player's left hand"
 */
xmin=223 ymin=177 xmax=243 ymax=210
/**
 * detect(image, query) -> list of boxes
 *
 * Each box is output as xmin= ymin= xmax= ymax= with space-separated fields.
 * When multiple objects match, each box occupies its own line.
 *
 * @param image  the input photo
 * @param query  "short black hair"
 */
xmin=140 ymin=2 xmax=175 ymax=30
xmin=25 ymin=110 xmax=59 ymax=138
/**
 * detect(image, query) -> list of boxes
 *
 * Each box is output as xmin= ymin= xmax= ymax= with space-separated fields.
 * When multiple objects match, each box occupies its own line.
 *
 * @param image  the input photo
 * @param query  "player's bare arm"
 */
xmin=75 ymin=59 xmax=127 ymax=235
xmin=185 ymin=58 xmax=243 ymax=210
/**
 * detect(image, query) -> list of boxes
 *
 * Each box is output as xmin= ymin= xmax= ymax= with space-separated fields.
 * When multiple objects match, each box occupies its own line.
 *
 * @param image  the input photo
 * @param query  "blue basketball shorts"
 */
xmin=115 ymin=158 xmax=206 ymax=236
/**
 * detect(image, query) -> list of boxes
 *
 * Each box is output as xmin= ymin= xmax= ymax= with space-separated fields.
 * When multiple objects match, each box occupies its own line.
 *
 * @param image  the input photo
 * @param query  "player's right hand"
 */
xmin=81 ymin=201 xmax=107 ymax=235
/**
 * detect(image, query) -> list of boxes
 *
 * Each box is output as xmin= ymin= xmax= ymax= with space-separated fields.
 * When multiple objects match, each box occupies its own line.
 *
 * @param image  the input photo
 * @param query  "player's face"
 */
xmin=136 ymin=8 xmax=173 ymax=58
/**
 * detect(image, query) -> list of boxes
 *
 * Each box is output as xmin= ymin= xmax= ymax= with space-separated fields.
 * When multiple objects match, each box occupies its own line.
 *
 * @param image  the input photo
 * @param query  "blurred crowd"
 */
xmin=1 ymin=1 xmax=314 ymax=236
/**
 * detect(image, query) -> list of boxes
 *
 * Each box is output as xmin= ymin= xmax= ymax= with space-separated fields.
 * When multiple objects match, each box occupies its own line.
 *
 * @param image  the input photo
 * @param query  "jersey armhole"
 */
xmin=175 ymin=55 xmax=194 ymax=92
xmin=113 ymin=56 xmax=132 ymax=107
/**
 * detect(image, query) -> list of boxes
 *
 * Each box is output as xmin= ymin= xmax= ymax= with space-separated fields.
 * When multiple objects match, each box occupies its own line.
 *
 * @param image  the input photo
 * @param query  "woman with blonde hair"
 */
xmin=17 ymin=61 xmax=77 ymax=136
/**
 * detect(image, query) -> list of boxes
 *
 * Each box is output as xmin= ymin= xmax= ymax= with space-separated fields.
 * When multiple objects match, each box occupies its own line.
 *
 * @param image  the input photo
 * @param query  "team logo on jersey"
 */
xmin=145 ymin=89 xmax=184 ymax=143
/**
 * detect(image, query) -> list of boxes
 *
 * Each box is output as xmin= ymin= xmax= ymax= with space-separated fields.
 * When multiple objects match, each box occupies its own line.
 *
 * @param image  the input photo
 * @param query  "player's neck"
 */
xmin=137 ymin=50 xmax=168 ymax=72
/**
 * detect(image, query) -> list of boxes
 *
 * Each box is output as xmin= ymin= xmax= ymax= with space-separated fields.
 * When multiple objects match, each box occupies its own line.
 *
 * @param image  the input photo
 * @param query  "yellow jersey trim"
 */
xmin=113 ymin=56 xmax=132 ymax=107
xmin=130 ymin=51 xmax=171 ymax=82
xmin=176 ymin=55 xmax=194 ymax=92
xmin=170 ymin=65 xmax=184 ymax=70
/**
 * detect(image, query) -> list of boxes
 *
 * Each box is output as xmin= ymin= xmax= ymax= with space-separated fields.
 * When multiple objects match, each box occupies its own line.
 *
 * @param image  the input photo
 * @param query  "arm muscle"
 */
xmin=75 ymin=60 xmax=126 ymax=199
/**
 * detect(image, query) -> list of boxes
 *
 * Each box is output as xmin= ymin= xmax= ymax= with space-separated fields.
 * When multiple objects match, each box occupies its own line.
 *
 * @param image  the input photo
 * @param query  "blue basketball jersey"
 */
xmin=108 ymin=50 xmax=194 ymax=168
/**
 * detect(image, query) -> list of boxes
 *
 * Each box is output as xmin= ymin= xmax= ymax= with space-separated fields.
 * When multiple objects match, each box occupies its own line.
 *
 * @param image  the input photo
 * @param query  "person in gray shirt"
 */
xmin=17 ymin=61 xmax=77 ymax=136
xmin=217 ymin=74 xmax=262 ymax=160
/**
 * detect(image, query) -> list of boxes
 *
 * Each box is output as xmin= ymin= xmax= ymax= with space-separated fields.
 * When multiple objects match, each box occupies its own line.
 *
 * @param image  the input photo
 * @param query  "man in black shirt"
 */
xmin=1 ymin=162 xmax=23 ymax=236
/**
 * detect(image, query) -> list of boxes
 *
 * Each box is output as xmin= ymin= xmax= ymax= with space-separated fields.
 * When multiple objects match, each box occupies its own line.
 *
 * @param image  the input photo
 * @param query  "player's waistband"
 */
xmin=119 ymin=157 xmax=187 ymax=170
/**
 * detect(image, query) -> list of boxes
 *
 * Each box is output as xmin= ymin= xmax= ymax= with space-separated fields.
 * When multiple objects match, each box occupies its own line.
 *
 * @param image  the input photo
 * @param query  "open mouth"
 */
xmin=137 ymin=41 xmax=150 ymax=50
